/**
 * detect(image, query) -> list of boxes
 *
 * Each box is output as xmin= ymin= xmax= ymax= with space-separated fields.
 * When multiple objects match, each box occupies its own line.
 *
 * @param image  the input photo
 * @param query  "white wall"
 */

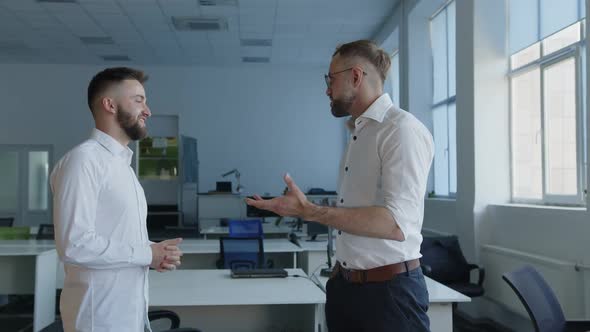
xmin=0 ymin=63 xmax=344 ymax=197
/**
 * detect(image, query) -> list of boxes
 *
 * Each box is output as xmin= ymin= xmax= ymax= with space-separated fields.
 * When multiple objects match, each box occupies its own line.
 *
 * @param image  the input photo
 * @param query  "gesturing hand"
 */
xmin=245 ymin=173 xmax=311 ymax=219
xmin=150 ymin=238 xmax=183 ymax=272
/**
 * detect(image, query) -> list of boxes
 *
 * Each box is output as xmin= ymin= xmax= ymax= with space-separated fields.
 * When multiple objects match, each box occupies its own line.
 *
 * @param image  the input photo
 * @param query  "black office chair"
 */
xmin=0 ymin=217 xmax=14 ymax=227
xmin=502 ymin=266 xmax=590 ymax=332
xmin=39 ymin=310 xmax=201 ymax=332
xmin=37 ymin=224 xmax=55 ymax=240
xmin=420 ymin=235 xmax=485 ymax=298
xmin=218 ymin=236 xmax=265 ymax=269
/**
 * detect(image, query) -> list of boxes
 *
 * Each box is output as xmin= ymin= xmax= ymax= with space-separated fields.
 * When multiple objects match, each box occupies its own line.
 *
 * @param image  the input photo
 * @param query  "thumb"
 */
xmin=166 ymin=238 xmax=182 ymax=245
xmin=283 ymin=173 xmax=302 ymax=194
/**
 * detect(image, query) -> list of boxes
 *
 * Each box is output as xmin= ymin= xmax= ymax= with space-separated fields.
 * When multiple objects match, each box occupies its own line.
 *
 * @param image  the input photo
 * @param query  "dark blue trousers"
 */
xmin=325 ymin=266 xmax=430 ymax=332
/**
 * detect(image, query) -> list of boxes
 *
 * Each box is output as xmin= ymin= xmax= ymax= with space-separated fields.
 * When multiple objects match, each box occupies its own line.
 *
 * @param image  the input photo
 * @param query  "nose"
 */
xmin=326 ymin=86 xmax=331 ymax=97
xmin=144 ymin=104 xmax=152 ymax=117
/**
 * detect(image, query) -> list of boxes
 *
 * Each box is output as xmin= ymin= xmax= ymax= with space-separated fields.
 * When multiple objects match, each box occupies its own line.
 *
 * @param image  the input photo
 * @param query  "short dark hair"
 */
xmin=332 ymin=40 xmax=391 ymax=84
xmin=87 ymin=67 xmax=148 ymax=113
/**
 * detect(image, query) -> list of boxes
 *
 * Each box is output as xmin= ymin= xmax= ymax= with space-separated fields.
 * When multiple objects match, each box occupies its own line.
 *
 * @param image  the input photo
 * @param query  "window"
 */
xmin=510 ymin=21 xmax=585 ymax=205
xmin=0 ymin=145 xmax=52 ymax=225
xmin=430 ymin=0 xmax=456 ymax=197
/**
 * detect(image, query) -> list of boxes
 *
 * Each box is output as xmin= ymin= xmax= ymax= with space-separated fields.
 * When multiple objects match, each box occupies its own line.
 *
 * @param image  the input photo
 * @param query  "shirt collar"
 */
xmin=347 ymin=93 xmax=393 ymax=131
xmin=90 ymin=128 xmax=134 ymax=164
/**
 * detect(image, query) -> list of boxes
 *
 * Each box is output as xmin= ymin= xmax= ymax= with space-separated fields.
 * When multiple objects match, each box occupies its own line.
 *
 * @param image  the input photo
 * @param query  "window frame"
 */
xmin=509 ymin=30 xmax=586 ymax=206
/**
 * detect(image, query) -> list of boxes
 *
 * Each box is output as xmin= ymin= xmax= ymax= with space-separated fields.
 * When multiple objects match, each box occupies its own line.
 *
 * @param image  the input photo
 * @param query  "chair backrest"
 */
xmin=219 ymin=237 xmax=264 ymax=270
xmin=420 ymin=235 xmax=470 ymax=283
xmin=0 ymin=217 xmax=14 ymax=227
xmin=37 ymin=224 xmax=55 ymax=240
xmin=502 ymin=266 xmax=566 ymax=332
xmin=228 ymin=219 xmax=263 ymax=238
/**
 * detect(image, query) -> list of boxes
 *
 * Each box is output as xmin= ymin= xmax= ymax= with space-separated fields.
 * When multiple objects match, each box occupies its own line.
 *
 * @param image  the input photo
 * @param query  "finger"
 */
xmin=164 ymin=255 xmax=181 ymax=262
xmin=164 ymin=249 xmax=183 ymax=257
xmin=167 ymin=238 xmax=182 ymax=245
xmin=161 ymin=263 xmax=176 ymax=270
xmin=284 ymin=173 xmax=302 ymax=193
xmin=164 ymin=246 xmax=182 ymax=253
xmin=246 ymin=198 xmax=271 ymax=210
xmin=253 ymin=194 xmax=263 ymax=200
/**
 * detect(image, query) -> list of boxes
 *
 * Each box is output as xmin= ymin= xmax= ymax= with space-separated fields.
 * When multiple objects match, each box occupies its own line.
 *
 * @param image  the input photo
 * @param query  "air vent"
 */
xmin=37 ymin=0 xmax=77 ymax=3
xmin=242 ymin=57 xmax=269 ymax=63
xmin=240 ymin=39 xmax=272 ymax=47
xmin=199 ymin=0 xmax=237 ymax=6
xmin=101 ymin=55 xmax=130 ymax=62
xmin=80 ymin=37 xmax=114 ymax=45
xmin=172 ymin=16 xmax=228 ymax=31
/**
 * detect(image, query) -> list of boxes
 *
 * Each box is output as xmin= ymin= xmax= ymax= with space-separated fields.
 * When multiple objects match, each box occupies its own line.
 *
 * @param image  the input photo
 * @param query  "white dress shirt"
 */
xmin=335 ymin=93 xmax=434 ymax=270
xmin=51 ymin=129 xmax=153 ymax=332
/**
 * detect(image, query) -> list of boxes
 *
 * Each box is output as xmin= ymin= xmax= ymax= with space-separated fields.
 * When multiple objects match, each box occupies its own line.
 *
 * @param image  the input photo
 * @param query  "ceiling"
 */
xmin=0 ymin=0 xmax=398 ymax=66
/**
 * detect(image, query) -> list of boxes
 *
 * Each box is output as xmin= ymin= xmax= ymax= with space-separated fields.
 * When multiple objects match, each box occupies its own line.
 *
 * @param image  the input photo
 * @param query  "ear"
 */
xmin=351 ymin=66 xmax=364 ymax=88
xmin=100 ymin=97 xmax=117 ymax=115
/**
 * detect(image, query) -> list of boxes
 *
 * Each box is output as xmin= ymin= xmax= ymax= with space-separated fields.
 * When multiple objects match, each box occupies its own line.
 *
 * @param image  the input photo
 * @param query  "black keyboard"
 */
xmin=230 ymin=268 xmax=288 ymax=278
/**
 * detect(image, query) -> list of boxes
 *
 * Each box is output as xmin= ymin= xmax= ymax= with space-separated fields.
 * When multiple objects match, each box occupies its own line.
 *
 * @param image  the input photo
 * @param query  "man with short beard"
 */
xmin=246 ymin=40 xmax=434 ymax=331
xmin=50 ymin=67 xmax=183 ymax=332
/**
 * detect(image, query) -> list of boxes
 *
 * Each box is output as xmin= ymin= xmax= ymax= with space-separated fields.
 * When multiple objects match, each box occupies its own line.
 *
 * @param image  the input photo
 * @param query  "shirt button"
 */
xmin=342 ymin=261 xmax=347 ymax=267
xmin=340 ymin=198 xmax=343 ymax=203
xmin=338 ymin=230 xmax=342 ymax=235
xmin=353 ymin=136 xmax=357 ymax=141
xmin=345 ymin=166 xmax=348 ymax=171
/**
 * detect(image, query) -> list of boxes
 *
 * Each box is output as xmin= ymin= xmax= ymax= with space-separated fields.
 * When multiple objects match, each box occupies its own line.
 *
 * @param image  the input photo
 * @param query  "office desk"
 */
xmin=179 ymin=239 xmax=303 ymax=268
xmin=296 ymin=239 xmax=334 ymax=274
xmin=149 ymin=269 xmax=326 ymax=332
xmin=200 ymin=224 xmax=294 ymax=239
xmin=0 ymin=245 xmax=57 ymax=332
xmin=312 ymin=274 xmax=470 ymax=332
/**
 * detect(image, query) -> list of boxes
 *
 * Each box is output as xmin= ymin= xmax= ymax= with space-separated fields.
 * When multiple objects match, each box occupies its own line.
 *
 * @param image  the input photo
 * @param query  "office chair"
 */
xmin=502 ymin=266 xmax=590 ymax=332
xmin=420 ymin=235 xmax=485 ymax=298
xmin=0 ymin=217 xmax=14 ymax=227
xmin=228 ymin=219 xmax=263 ymax=238
xmin=218 ymin=236 xmax=264 ymax=269
xmin=37 ymin=224 xmax=55 ymax=240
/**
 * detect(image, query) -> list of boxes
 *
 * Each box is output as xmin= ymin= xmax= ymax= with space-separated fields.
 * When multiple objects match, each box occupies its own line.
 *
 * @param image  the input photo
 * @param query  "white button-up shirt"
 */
xmin=50 ymin=129 xmax=153 ymax=332
xmin=335 ymin=93 xmax=434 ymax=270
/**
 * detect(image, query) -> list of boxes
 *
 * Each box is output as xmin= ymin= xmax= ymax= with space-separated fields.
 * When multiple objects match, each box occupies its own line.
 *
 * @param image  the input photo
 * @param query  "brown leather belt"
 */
xmin=331 ymin=259 xmax=420 ymax=283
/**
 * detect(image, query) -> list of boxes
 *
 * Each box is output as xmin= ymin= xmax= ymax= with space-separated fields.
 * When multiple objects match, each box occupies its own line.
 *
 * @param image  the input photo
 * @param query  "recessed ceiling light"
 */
xmin=242 ymin=57 xmax=270 ymax=63
xmin=172 ymin=16 xmax=228 ymax=31
xmin=240 ymin=39 xmax=272 ymax=47
xmin=101 ymin=55 xmax=130 ymax=62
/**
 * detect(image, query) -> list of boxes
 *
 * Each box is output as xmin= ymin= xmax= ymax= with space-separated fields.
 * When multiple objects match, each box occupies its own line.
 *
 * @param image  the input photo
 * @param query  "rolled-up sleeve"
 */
xmin=379 ymin=122 xmax=434 ymax=239
xmin=51 ymin=151 xmax=152 ymax=269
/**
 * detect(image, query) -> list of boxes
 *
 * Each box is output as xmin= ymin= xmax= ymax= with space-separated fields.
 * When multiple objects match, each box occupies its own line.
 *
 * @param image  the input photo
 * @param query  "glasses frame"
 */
xmin=324 ymin=67 xmax=367 ymax=88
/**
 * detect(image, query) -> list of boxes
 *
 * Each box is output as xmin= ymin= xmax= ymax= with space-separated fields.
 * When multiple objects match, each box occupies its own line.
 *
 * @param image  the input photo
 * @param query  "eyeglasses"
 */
xmin=324 ymin=67 xmax=367 ymax=88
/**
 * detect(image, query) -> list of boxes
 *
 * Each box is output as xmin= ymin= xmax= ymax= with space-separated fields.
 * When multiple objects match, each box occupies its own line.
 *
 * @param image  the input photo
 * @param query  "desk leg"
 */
xmin=427 ymin=303 xmax=453 ymax=332
xmin=314 ymin=303 xmax=327 ymax=332
xmin=293 ymin=252 xmax=297 ymax=268
xmin=33 ymin=250 xmax=57 ymax=332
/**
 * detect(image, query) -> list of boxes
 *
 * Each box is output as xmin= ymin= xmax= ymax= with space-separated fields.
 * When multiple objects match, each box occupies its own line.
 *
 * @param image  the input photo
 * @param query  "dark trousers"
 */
xmin=325 ymin=266 xmax=430 ymax=332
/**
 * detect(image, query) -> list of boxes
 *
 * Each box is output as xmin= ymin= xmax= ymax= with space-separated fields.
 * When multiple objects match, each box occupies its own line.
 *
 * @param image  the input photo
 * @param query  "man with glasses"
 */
xmin=246 ymin=40 xmax=433 ymax=331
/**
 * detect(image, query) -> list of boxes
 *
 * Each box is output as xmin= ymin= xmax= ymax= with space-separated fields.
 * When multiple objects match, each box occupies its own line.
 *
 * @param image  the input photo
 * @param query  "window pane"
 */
xmin=509 ymin=0 xmax=539 ymax=54
xmin=447 ymin=1 xmax=456 ymax=97
xmin=511 ymin=43 xmax=541 ymax=70
xmin=433 ymin=104 xmax=449 ymax=196
xmin=542 ymin=22 xmax=581 ymax=56
xmin=512 ymin=68 xmax=542 ymax=199
xmin=28 ymin=151 xmax=49 ymax=211
xmin=431 ymin=8 xmax=448 ymax=103
xmin=543 ymin=58 xmax=578 ymax=195
xmin=0 ymin=152 xmax=18 ymax=211
xmin=448 ymin=102 xmax=457 ymax=194
xmin=540 ymin=0 xmax=578 ymax=39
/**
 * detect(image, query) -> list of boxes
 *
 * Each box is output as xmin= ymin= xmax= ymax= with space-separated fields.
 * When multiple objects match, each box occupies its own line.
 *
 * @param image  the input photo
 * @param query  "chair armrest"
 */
xmin=421 ymin=264 xmax=432 ymax=276
xmin=565 ymin=320 xmax=590 ymax=332
xmin=148 ymin=310 xmax=180 ymax=329
xmin=467 ymin=264 xmax=485 ymax=286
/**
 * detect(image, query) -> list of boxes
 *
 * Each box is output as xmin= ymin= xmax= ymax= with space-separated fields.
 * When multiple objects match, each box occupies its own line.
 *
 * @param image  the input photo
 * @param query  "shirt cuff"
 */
xmin=132 ymin=244 xmax=153 ymax=266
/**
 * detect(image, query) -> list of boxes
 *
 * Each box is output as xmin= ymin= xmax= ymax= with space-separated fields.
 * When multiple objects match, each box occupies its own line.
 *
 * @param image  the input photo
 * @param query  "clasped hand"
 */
xmin=150 ymin=238 xmax=183 ymax=272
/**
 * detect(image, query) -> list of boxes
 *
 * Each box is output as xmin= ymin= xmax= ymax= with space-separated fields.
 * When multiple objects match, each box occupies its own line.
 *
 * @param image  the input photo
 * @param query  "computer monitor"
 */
xmin=246 ymin=196 xmax=280 ymax=218
xmin=305 ymin=221 xmax=328 ymax=241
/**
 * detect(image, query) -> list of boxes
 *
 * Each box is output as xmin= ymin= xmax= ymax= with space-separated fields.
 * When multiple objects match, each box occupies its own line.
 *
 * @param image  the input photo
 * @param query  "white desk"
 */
xmin=200 ymin=224 xmax=294 ymax=239
xmin=149 ymin=269 xmax=326 ymax=332
xmin=0 ymin=245 xmax=58 ymax=332
xmin=179 ymin=238 xmax=303 ymax=268
xmin=296 ymin=239 xmax=335 ymax=274
xmin=312 ymin=274 xmax=470 ymax=332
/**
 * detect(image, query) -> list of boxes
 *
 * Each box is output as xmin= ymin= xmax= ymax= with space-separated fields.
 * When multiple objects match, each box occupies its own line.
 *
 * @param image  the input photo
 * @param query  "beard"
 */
xmin=116 ymin=105 xmax=147 ymax=141
xmin=330 ymin=93 xmax=355 ymax=118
